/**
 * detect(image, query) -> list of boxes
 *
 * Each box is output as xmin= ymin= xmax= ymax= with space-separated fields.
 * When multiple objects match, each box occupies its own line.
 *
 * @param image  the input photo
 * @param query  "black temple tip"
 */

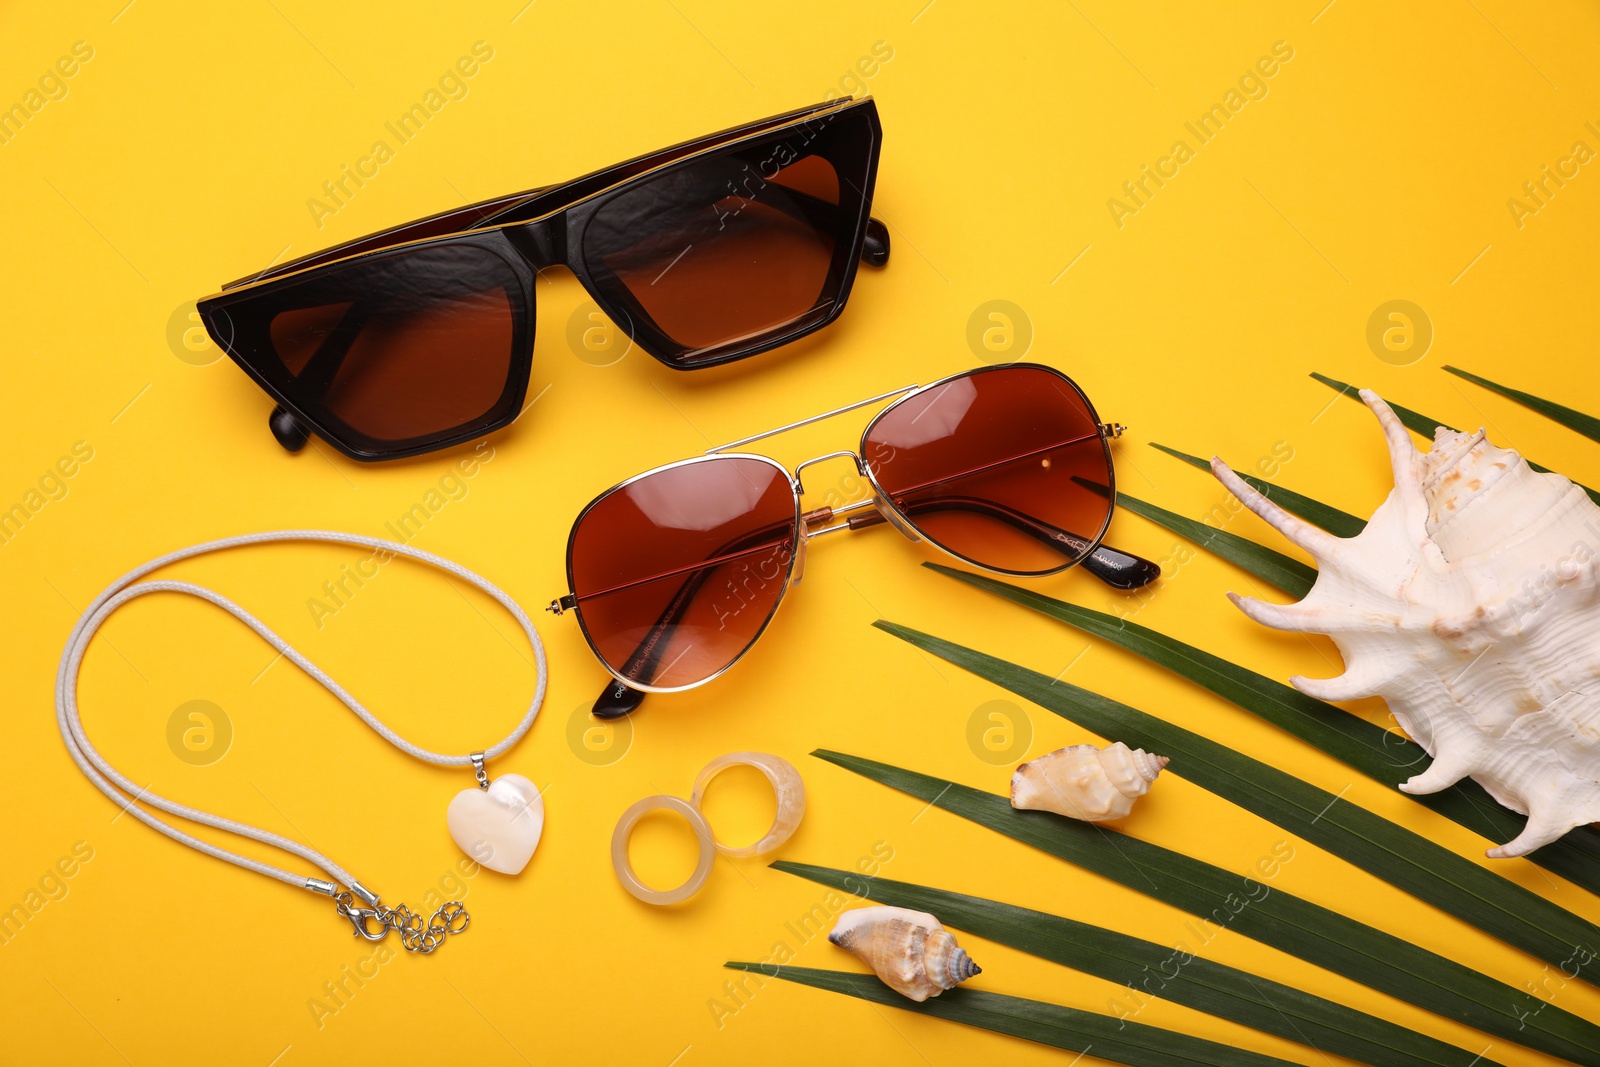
xmin=1083 ymin=543 xmax=1163 ymax=590
xmin=592 ymin=678 xmax=647 ymax=719
xmin=861 ymin=217 xmax=890 ymax=267
xmin=268 ymin=406 xmax=311 ymax=452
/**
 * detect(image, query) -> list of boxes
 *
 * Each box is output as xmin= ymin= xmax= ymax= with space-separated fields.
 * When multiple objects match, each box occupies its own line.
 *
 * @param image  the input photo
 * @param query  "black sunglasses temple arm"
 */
xmin=586 ymin=146 xmax=890 ymax=269
xmin=758 ymin=184 xmax=889 ymax=266
xmin=264 ymin=301 xmax=378 ymax=452
xmin=759 ymin=169 xmax=887 ymax=264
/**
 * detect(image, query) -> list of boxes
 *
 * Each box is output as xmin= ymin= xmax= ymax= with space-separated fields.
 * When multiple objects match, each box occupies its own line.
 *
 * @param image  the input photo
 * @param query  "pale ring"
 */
xmin=610 ymin=795 xmax=716 ymax=905
xmin=689 ymin=751 xmax=806 ymax=858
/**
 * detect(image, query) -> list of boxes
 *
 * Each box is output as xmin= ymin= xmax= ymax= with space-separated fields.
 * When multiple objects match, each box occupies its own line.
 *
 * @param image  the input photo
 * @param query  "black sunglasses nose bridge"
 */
xmin=502 ymin=217 xmax=565 ymax=270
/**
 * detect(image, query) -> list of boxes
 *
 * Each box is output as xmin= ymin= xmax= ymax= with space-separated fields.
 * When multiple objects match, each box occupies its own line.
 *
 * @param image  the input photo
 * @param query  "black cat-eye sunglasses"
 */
xmin=196 ymin=97 xmax=887 ymax=461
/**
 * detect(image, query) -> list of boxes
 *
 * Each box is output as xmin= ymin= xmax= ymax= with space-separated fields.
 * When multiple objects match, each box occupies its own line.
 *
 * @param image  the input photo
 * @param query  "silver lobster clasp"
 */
xmin=344 ymin=906 xmax=389 ymax=941
xmin=333 ymin=892 xmax=390 ymax=942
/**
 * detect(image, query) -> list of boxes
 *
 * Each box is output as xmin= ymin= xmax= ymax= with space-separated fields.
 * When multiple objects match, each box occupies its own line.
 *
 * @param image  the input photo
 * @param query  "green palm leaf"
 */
xmin=871 ymin=621 xmax=1600 ymax=987
xmin=812 ymin=750 xmax=1600 ymax=1065
xmin=1444 ymin=366 xmax=1600 ymax=443
xmin=1150 ymin=443 xmax=1366 ymax=537
xmin=1103 ymin=487 xmax=1315 ymax=598
xmin=1310 ymin=372 xmax=1600 ymax=505
xmin=1310 ymin=371 xmax=1454 ymax=437
xmin=774 ymin=862 xmax=1503 ymax=1067
xmin=724 ymin=963 xmax=1300 ymax=1067
xmin=923 ymin=562 xmax=1600 ymax=893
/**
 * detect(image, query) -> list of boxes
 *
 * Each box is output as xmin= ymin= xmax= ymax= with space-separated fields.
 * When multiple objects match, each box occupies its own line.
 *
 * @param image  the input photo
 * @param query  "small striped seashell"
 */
xmin=828 ymin=906 xmax=981 ymax=1002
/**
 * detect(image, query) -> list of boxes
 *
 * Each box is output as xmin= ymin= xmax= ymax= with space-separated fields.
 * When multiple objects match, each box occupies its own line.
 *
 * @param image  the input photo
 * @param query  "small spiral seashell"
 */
xmin=1010 ymin=742 xmax=1168 ymax=822
xmin=828 ymin=906 xmax=981 ymax=1002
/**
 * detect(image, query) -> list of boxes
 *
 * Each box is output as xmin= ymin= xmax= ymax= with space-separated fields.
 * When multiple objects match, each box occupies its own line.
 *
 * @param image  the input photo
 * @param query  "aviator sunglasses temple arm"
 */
xmin=563 ymin=489 xmax=1157 ymax=718
xmin=840 ymin=498 xmax=1160 ymax=589
xmin=848 ymin=427 xmax=1161 ymax=588
xmin=562 ymin=521 xmax=800 ymax=719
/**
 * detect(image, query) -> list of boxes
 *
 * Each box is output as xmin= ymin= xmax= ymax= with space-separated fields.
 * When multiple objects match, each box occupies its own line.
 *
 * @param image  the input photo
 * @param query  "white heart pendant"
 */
xmin=447 ymin=774 xmax=544 ymax=875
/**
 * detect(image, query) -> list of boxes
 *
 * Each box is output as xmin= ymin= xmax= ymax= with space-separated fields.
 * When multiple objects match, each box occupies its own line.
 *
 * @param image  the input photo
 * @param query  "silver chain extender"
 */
xmin=333 ymin=891 xmax=470 ymax=953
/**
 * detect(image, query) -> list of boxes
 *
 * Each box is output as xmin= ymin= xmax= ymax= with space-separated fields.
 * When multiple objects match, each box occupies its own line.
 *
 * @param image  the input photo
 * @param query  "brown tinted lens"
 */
xmin=863 ymin=366 xmax=1114 ymax=575
xmin=570 ymin=458 xmax=798 ymax=689
xmin=256 ymin=244 xmax=519 ymax=443
xmin=582 ymin=129 xmax=863 ymax=360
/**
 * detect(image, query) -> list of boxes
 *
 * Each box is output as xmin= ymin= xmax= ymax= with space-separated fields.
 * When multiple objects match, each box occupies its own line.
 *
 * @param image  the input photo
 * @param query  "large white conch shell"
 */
xmin=1010 ymin=742 xmax=1169 ymax=821
xmin=828 ymin=906 xmax=981 ymax=1001
xmin=1217 ymin=389 xmax=1600 ymax=859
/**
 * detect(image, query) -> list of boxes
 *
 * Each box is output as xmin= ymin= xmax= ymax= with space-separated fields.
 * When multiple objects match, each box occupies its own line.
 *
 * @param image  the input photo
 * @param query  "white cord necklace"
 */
xmin=55 ymin=530 xmax=548 ymax=953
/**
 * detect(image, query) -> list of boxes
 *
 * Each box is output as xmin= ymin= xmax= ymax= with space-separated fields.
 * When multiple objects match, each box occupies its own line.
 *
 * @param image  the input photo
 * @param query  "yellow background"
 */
xmin=4 ymin=1 xmax=1600 ymax=1064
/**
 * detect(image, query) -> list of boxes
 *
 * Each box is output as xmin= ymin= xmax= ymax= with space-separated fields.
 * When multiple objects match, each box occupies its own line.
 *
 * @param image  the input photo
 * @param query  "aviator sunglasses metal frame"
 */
xmin=548 ymin=363 xmax=1161 ymax=718
xmin=195 ymin=97 xmax=888 ymax=462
